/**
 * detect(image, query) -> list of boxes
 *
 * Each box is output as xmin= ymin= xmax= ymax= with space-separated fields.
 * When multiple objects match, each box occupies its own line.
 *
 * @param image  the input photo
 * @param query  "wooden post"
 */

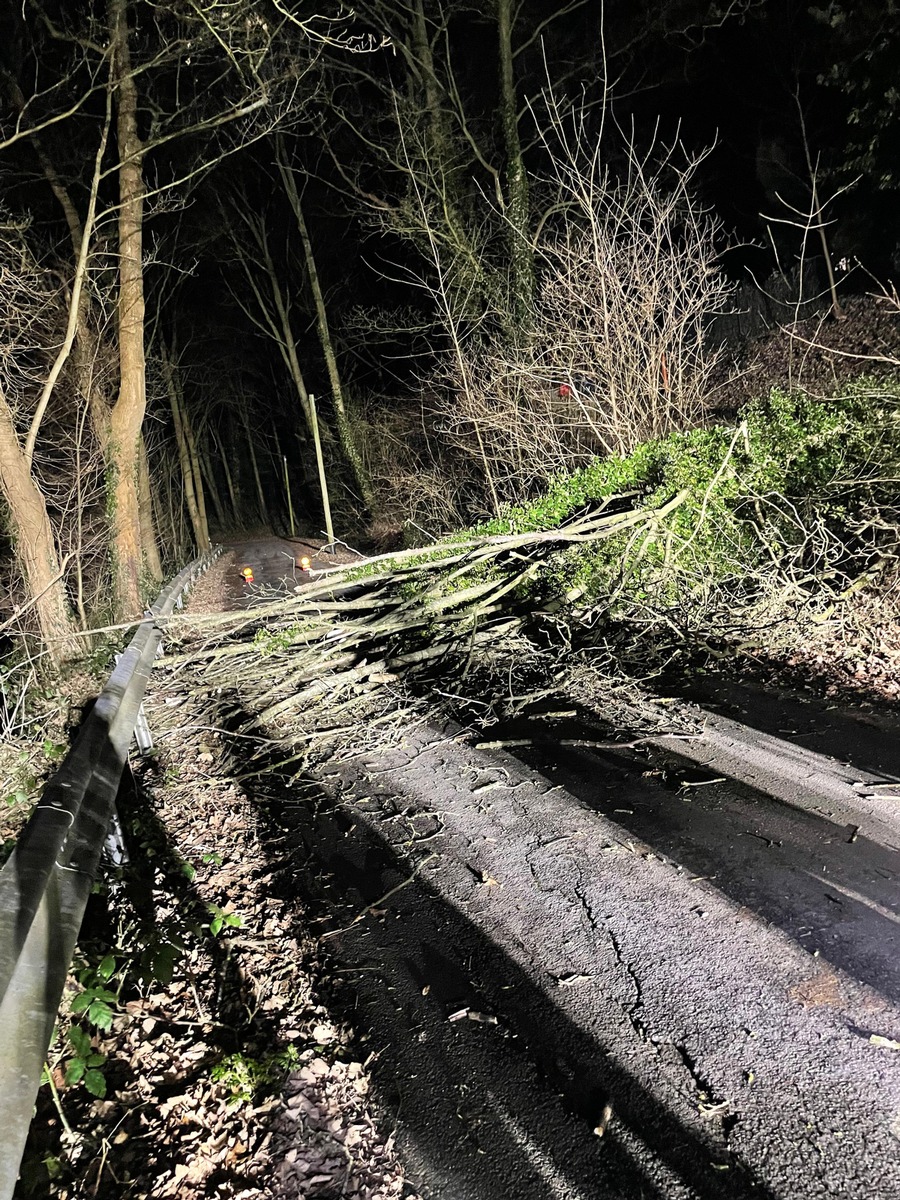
xmin=282 ymin=454 xmax=296 ymax=538
xmin=309 ymin=394 xmax=335 ymax=547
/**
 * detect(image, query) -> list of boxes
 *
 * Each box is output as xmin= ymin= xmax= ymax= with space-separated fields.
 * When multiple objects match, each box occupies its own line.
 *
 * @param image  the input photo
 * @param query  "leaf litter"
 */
xmin=21 ymin=669 xmax=420 ymax=1200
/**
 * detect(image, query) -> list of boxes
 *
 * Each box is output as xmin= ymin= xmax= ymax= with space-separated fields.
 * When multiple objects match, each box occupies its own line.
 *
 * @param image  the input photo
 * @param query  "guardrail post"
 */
xmin=133 ymin=704 xmax=154 ymax=755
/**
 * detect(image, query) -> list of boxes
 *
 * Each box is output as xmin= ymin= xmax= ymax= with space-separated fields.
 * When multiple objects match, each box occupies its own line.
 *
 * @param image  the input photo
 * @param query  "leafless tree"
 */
xmin=2 ymin=0 xmax=322 ymax=620
xmin=383 ymin=112 xmax=735 ymax=520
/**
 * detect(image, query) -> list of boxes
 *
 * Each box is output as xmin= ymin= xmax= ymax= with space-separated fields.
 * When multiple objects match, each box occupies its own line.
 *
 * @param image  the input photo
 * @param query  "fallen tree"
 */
xmin=159 ymin=378 xmax=900 ymax=768
xmin=159 ymin=491 xmax=687 ymax=751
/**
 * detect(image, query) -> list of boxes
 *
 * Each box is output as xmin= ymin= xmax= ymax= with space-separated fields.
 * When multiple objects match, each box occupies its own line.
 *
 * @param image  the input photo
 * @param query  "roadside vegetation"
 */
xmin=480 ymin=379 xmax=900 ymax=632
xmin=140 ymin=372 xmax=900 ymax=793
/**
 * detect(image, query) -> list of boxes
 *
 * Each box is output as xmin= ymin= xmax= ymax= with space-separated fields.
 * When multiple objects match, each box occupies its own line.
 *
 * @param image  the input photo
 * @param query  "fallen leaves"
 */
xmin=30 ymin=682 xmax=419 ymax=1200
xmin=869 ymin=1034 xmax=900 ymax=1052
xmin=788 ymin=969 xmax=845 ymax=1010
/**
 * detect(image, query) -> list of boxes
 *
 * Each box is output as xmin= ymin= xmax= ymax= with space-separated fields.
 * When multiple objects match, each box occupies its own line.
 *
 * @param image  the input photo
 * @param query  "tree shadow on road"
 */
xmin=534 ymin=735 xmax=900 ymax=1006
xmin=237 ymin=748 xmax=778 ymax=1200
xmin=656 ymin=668 xmax=900 ymax=782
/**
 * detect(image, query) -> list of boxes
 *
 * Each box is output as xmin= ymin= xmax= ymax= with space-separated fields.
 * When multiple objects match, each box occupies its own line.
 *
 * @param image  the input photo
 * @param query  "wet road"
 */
xmin=218 ymin=536 xmax=356 ymax=607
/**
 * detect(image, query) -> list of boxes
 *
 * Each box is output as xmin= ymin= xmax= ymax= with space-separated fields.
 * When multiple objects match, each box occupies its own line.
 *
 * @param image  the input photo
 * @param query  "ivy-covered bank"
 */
xmin=474 ymin=380 xmax=900 ymax=622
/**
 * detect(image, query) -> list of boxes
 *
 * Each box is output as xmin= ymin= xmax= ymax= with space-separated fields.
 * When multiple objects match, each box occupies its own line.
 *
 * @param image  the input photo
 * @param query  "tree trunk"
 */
xmin=409 ymin=0 xmax=489 ymax=323
xmin=243 ymin=410 xmax=270 ymax=528
xmin=497 ymin=0 xmax=533 ymax=334
xmin=184 ymin=417 xmax=210 ymax=547
xmin=276 ymin=138 xmax=376 ymax=514
xmin=139 ymin=435 xmax=163 ymax=580
xmin=0 ymin=392 xmax=81 ymax=664
xmin=199 ymin=448 xmax=227 ymax=531
xmin=17 ymin=69 xmax=156 ymax=603
xmin=218 ymin=427 xmax=239 ymax=526
xmin=108 ymin=0 xmax=155 ymax=614
xmin=160 ymin=342 xmax=208 ymax=551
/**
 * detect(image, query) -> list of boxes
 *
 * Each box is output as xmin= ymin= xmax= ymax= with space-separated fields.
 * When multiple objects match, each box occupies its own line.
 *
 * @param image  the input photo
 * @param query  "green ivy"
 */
xmin=469 ymin=378 xmax=900 ymax=613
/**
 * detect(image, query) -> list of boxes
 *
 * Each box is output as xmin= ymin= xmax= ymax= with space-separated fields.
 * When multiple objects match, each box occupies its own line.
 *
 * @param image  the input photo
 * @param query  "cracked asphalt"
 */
xmin=266 ymin=706 xmax=900 ymax=1200
xmin=203 ymin=539 xmax=900 ymax=1196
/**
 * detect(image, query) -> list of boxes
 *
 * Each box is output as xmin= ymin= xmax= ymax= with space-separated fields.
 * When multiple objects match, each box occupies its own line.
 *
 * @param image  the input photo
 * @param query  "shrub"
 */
xmin=477 ymin=378 xmax=900 ymax=620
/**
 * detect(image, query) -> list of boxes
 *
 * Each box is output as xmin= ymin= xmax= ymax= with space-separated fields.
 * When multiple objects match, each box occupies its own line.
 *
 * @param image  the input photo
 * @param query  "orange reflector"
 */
xmin=299 ymin=556 xmax=311 ymax=570
xmin=240 ymin=566 xmax=254 ymax=581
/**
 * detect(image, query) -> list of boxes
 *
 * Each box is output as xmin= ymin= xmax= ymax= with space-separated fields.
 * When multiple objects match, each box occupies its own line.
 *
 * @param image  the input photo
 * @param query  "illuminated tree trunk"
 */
xmin=108 ymin=0 xmax=157 ymax=614
xmin=185 ymin=418 xmax=210 ymax=546
xmin=0 ymin=390 xmax=81 ymax=664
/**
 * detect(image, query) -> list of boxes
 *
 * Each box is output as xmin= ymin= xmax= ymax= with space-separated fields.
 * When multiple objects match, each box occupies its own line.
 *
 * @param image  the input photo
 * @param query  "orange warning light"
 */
xmin=240 ymin=565 xmax=254 ymax=582
xmin=298 ymin=556 xmax=312 ymax=571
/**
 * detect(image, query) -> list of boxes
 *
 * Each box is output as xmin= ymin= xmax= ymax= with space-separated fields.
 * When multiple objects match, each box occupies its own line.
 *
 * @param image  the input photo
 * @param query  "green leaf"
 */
xmin=210 ymin=916 xmax=223 ymax=936
xmin=68 ymin=1026 xmax=91 ymax=1057
xmin=97 ymin=955 xmax=117 ymax=983
xmin=43 ymin=1155 xmax=63 ymax=1180
xmin=65 ymin=1059 xmax=86 ymax=1085
xmin=152 ymin=942 xmax=182 ymax=985
xmin=88 ymin=1000 xmax=114 ymax=1030
xmin=70 ymin=994 xmax=92 ymax=1015
xmin=86 ymin=1053 xmax=107 ymax=1068
xmin=84 ymin=1069 xmax=107 ymax=1098
xmin=224 ymin=913 xmax=242 ymax=929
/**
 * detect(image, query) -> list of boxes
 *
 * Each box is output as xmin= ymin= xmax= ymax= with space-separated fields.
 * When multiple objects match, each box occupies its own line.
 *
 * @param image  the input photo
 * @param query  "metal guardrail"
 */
xmin=0 ymin=546 xmax=221 ymax=1199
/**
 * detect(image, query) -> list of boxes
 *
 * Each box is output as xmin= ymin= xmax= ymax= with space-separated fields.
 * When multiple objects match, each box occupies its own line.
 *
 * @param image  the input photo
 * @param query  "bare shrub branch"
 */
xmin=406 ymin=112 xmax=735 ymax=520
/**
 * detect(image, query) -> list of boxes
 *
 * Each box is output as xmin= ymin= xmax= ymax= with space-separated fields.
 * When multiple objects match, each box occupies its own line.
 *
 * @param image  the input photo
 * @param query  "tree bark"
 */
xmin=199 ymin=448 xmax=227 ymax=531
xmin=276 ymin=138 xmax=376 ymax=514
xmin=0 ymin=390 xmax=81 ymax=664
xmin=218 ymin=427 xmax=239 ymax=526
xmin=243 ymin=409 xmax=270 ymax=528
xmin=497 ymin=0 xmax=533 ymax=333
xmin=14 ymin=79 xmax=129 ymax=580
xmin=108 ymin=0 xmax=156 ymax=614
xmin=184 ymin=416 xmax=210 ymax=547
xmin=161 ymin=342 xmax=209 ymax=551
xmin=139 ymin=435 xmax=163 ymax=580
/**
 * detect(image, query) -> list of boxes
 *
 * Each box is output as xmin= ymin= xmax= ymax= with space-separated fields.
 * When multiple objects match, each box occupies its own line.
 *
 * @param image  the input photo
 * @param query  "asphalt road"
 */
xmin=211 ymin=537 xmax=900 ymax=1197
xmin=265 ymin=704 xmax=900 ymax=1200
xmin=219 ymin=535 xmax=355 ymax=606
